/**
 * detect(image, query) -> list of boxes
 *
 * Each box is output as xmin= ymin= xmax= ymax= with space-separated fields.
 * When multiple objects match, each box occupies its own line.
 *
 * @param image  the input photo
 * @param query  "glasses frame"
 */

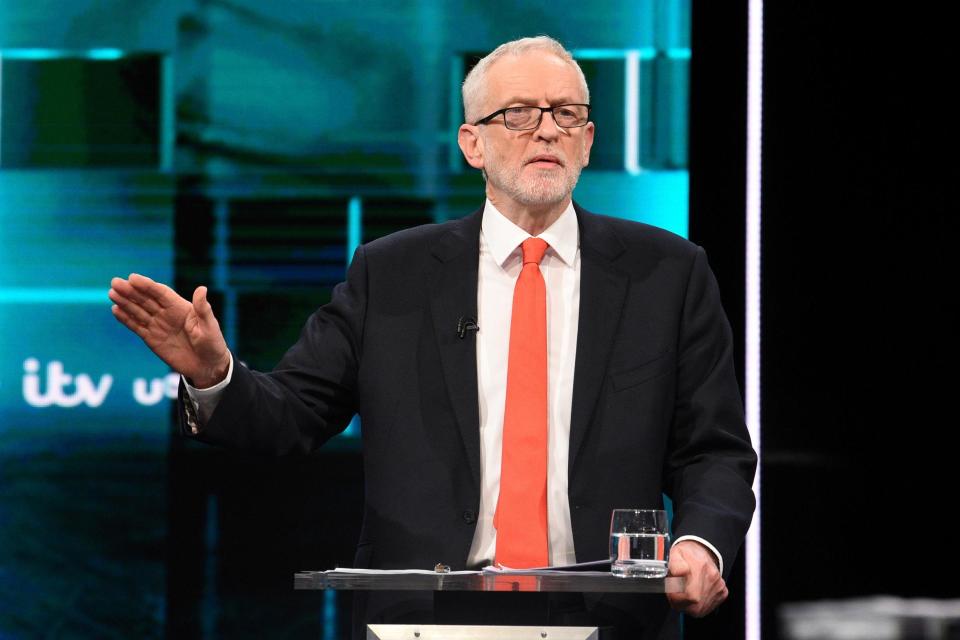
xmin=472 ymin=103 xmax=592 ymax=131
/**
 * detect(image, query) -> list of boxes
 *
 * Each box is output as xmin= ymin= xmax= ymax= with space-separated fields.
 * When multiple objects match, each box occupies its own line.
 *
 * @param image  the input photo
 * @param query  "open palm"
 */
xmin=109 ymin=273 xmax=230 ymax=388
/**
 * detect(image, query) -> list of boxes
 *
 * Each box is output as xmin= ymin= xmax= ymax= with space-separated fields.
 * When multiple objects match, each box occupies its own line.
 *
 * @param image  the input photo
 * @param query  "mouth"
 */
xmin=526 ymin=154 xmax=564 ymax=168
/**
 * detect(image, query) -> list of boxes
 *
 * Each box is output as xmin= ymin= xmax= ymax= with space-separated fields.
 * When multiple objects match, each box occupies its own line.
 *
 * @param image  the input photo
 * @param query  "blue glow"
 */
xmin=572 ymin=47 xmax=657 ymax=60
xmin=0 ymin=288 xmax=108 ymax=304
xmin=572 ymin=48 xmax=689 ymax=61
xmin=347 ymin=196 xmax=362 ymax=266
xmin=576 ymin=170 xmax=688 ymax=239
xmin=345 ymin=414 xmax=360 ymax=438
xmin=322 ymin=589 xmax=338 ymax=640
xmin=0 ymin=48 xmax=126 ymax=60
xmin=572 ymin=48 xmax=626 ymax=58
xmin=343 ymin=197 xmax=362 ymax=439
xmin=86 ymin=49 xmax=124 ymax=60
xmin=0 ymin=49 xmax=62 ymax=60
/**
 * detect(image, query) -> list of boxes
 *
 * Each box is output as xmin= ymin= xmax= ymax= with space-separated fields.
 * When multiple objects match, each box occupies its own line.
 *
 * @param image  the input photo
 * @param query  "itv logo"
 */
xmin=22 ymin=358 xmax=113 ymax=408
xmin=20 ymin=358 xmax=180 ymax=408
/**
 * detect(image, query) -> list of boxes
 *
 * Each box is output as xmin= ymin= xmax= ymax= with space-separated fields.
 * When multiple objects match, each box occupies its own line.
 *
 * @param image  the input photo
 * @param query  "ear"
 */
xmin=458 ymin=124 xmax=485 ymax=170
xmin=580 ymin=121 xmax=595 ymax=167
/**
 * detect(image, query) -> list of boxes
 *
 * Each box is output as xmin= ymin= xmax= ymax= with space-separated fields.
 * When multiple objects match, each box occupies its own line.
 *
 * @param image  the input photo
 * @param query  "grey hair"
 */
xmin=461 ymin=35 xmax=590 ymax=123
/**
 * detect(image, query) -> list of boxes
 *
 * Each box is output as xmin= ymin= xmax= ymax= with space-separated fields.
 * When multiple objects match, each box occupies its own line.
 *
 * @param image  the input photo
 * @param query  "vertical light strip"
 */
xmin=745 ymin=0 xmax=764 ymax=638
xmin=624 ymin=49 xmax=641 ymax=175
xmin=160 ymin=55 xmax=175 ymax=173
xmin=0 ymin=53 xmax=4 ymax=271
xmin=0 ymin=52 xmax=5 ymax=168
xmin=347 ymin=196 xmax=362 ymax=266
xmin=448 ymin=56 xmax=465 ymax=173
xmin=345 ymin=196 xmax=362 ymax=438
xmin=321 ymin=589 xmax=338 ymax=640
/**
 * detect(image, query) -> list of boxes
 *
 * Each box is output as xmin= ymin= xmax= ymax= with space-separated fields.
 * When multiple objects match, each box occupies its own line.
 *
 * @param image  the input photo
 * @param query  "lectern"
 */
xmin=294 ymin=569 xmax=685 ymax=639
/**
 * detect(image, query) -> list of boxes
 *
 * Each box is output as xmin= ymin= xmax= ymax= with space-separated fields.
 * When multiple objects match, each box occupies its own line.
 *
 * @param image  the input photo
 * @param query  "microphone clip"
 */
xmin=457 ymin=316 xmax=479 ymax=339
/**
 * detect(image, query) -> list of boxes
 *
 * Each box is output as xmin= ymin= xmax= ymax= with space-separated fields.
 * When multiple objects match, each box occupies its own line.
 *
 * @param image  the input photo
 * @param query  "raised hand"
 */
xmin=109 ymin=273 xmax=231 ymax=388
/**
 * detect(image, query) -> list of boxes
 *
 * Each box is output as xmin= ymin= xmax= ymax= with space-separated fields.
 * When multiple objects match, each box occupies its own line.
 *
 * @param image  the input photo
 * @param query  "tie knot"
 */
xmin=521 ymin=237 xmax=549 ymax=266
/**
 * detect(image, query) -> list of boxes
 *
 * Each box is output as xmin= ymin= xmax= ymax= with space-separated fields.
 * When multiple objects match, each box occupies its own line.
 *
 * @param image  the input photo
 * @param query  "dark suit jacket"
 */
xmin=182 ymin=203 xmax=757 ymax=638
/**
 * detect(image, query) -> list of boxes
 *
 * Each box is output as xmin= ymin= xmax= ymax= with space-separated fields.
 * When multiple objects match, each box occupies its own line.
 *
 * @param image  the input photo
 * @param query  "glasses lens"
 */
xmin=499 ymin=105 xmax=590 ymax=130
xmin=554 ymin=105 xmax=588 ymax=127
xmin=503 ymin=107 xmax=540 ymax=130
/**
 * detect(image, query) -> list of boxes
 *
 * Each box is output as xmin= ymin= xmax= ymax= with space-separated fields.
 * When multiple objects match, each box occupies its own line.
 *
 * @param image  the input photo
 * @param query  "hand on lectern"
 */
xmin=666 ymin=539 xmax=728 ymax=618
xmin=109 ymin=273 xmax=231 ymax=389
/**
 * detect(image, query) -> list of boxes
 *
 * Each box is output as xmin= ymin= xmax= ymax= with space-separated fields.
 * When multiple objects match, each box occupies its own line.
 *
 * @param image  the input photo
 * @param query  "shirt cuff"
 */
xmin=182 ymin=354 xmax=234 ymax=430
xmin=672 ymin=535 xmax=724 ymax=576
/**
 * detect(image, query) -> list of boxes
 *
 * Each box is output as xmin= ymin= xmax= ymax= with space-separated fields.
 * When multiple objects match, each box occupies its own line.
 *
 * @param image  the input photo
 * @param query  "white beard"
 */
xmin=482 ymin=139 xmax=585 ymax=207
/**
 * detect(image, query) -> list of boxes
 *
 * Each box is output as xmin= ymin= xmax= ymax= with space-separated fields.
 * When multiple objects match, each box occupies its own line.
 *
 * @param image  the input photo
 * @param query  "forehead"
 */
xmin=483 ymin=51 xmax=585 ymax=107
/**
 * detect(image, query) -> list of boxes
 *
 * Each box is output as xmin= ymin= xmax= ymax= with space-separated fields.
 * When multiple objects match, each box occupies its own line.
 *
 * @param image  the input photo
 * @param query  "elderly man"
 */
xmin=110 ymin=36 xmax=756 ymax=639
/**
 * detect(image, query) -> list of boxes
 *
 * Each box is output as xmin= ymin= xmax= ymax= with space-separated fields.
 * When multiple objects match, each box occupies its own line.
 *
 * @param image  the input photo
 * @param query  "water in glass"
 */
xmin=609 ymin=509 xmax=670 ymax=578
xmin=610 ymin=531 xmax=669 ymax=577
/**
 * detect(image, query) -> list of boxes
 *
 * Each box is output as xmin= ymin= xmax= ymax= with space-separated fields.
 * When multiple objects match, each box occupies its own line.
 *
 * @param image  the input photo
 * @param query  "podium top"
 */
xmin=294 ymin=570 xmax=684 ymax=593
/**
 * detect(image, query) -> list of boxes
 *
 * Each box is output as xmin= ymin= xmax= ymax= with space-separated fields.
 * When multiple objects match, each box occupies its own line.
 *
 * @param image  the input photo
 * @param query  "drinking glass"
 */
xmin=609 ymin=509 xmax=670 ymax=578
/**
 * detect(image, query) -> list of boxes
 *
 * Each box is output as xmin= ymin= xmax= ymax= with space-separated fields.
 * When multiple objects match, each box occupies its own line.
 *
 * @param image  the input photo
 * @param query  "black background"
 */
xmin=690 ymin=1 xmax=955 ymax=637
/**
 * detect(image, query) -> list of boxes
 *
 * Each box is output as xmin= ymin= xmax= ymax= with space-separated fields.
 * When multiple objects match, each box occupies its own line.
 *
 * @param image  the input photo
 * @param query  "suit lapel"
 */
xmin=429 ymin=208 xmax=484 ymax=491
xmin=569 ymin=205 xmax=629 ymax=477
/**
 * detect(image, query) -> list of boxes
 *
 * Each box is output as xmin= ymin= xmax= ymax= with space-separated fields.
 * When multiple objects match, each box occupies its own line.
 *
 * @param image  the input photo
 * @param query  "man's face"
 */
xmin=472 ymin=52 xmax=595 ymax=209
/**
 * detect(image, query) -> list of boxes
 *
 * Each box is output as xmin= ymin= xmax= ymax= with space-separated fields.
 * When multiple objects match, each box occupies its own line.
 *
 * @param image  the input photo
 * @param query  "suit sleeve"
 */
xmin=177 ymin=245 xmax=369 ymax=456
xmin=662 ymin=246 xmax=757 ymax=579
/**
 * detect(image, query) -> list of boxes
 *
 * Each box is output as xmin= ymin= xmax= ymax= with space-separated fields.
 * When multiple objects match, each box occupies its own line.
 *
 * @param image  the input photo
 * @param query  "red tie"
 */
xmin=494 ymin=237 xmax=550 ymax=568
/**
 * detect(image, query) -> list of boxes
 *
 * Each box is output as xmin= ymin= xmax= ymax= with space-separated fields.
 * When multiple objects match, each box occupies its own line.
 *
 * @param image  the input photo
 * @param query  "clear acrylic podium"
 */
xmin=294 ymin=569 xmax=685 ymax=639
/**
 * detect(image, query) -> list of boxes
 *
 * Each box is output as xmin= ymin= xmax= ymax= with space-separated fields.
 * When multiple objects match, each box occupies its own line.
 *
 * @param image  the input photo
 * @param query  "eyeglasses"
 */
xmin=473 ymin=104 xmax=591 ymax=131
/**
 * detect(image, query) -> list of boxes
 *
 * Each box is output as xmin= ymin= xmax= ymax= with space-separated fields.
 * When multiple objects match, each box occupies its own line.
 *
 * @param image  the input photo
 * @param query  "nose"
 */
xmin=532 ymin=109 xmax=562 ymax=141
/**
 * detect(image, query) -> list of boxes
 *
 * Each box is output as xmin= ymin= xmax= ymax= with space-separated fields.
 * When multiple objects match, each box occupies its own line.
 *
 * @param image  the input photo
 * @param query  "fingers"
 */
xmin=111 ymin=276 xmax=164 ymax=315
xmin=192 ymin=285 xmax=214 ymax=321
xmin=666 ymin=545 xmax=728 ymax=617
xmin=671 ymin=575 xmax=726 ymax=617
xmin=125 ymin=273 xmax=182 ymax=309
xmin=111 ymin=304 xmax=147 ymax=338
xmin=693 ymin=578 xmax=728 ymax=617
xmin=667 ymin=579 xmax=703 ymax=614
xmin=108 ymin=287 xmax=154 ymax=327
xmin=700 ymin=573 xmax=727 ymax=616
xmin=668 ymin=548 xmax=691 ymax=577
xmin=666 ymin=549 xmax=695 ymax=611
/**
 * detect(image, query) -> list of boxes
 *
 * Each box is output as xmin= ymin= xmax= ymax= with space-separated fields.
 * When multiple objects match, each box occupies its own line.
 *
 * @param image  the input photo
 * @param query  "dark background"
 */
xmin=691 ymin=1 xmax=955 ymax=637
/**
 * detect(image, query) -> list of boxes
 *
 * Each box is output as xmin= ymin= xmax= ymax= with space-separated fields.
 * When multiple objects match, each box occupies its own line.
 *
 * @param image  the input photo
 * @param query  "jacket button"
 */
xmin=462 ymin=510 xmax=476 ymax=524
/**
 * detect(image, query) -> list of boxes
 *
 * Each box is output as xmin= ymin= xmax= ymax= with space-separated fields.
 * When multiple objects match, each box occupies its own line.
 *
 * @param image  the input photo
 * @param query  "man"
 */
xmin=110 ymin=36 xmax=756 ymax=639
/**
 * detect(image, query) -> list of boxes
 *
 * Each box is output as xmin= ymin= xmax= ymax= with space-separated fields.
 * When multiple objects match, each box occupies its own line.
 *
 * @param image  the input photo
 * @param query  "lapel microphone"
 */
xmin=457 ymin=316 xmax=479 ymax=339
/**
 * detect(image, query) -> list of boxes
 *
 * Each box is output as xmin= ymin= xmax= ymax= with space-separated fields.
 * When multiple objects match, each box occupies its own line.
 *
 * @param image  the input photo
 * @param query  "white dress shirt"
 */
xmin=467 ymin=200 xmax=581 ymax=567
xmin=185 ymin=199 xmax=724 ymax=572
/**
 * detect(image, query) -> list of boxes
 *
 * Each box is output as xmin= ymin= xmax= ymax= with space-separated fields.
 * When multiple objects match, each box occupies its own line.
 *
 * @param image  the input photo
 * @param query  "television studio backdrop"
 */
xmin=1 ymin=1 xmax=689 ymax=637
xmin=1 ymin=1 xmax=954 ymax=639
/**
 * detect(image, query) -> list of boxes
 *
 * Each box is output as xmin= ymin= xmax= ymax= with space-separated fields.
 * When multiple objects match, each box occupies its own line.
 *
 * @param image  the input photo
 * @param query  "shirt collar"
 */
xmin=481 ymin=199 xmax=579 ymax=268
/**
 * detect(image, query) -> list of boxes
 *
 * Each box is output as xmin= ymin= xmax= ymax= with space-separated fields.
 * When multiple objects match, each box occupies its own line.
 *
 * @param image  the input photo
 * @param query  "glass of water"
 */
xmin=609 ymin=509 xmax=670 ymax=578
